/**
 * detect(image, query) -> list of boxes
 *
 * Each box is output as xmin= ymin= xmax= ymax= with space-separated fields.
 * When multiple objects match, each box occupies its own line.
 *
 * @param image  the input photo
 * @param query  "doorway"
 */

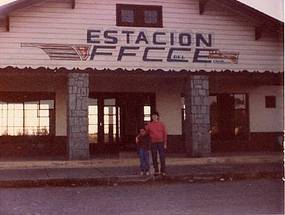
xmin=88 ymin=93 xmax=155 ymax=155
xmin=210 ymin=93 xmax=249 ymax=151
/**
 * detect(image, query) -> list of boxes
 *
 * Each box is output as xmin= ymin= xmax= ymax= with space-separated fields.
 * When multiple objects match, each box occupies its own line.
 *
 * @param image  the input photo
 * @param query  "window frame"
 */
xmin=143 ymin=105 xmax=151 ymax=123
xmin=116 ymin=4 xmax=163 ymax=28
xmin=0 ymin=92 xmax=55 ymax=136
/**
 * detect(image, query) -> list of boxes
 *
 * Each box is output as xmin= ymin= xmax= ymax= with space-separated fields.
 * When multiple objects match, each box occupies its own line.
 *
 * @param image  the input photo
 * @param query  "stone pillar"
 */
xmin=184 ymin=75 xmax=211 ymax=157
xmin=67 ymin=73 xmax=89 ymax=160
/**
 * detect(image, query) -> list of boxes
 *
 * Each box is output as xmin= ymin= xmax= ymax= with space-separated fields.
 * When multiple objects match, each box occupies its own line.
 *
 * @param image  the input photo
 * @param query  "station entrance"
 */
xmin=209 ymin=93 xmax=250 ymax=152
xmin=88 ymin=92 xmax=155 ymax=155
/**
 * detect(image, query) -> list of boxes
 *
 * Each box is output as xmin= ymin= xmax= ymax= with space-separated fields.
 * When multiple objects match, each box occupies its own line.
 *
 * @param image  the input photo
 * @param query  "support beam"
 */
xmin=184 ymin=79 xmax=193 ymax=155
xmin=255 ymin=25 xmax=263 ymax=40
xmin=71 ymin=0 xmax=75 ymax=9
xmin=67 ymin=73 xmax=89 ymax=160
xmin=184 ymin=75 xmax=211 ymax=157
xmin=199 ymin=0 xmax=208 ymax=15
xmin=6 ymin=16 xmax=9 ymax=32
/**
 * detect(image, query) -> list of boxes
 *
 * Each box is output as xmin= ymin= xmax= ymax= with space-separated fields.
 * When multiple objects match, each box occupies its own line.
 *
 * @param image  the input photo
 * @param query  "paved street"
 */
xmin=0 ymin=179 xmax=283 ymax=215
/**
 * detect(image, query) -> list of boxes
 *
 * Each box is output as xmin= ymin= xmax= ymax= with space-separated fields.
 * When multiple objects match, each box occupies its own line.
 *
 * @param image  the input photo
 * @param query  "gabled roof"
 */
xmin=0 ymin=0 xmax=45 ymax=20
xmin=0 ymin=0 xmax=283 ymax=30
xmin=215 ymin=0 xmax=283 ymax=28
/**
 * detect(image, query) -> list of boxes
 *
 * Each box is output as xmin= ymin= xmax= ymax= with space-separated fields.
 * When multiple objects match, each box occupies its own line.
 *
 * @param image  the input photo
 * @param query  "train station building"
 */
xmin=0 ymin=0 xmax=283 ymax=159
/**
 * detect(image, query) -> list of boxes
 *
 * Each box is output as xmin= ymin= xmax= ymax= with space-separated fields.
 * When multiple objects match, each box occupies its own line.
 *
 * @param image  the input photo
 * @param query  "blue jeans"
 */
xmin=138 ymin=148 xmax=150 ymax=172
xmin=151 ymin=142 xmax=166 ymax=173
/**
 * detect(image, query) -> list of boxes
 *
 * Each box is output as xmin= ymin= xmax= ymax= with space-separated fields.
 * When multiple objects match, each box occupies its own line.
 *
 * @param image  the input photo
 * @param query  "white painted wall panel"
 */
xmin=0 ymin=0 xmax=283 ymax=72
xmin=55 ymin=76 xmax=67 ymax=136
xmin=156 ymin=81 xmax=183 ymax=135
xmin=249 ymin=86 xmax=283 ymax=132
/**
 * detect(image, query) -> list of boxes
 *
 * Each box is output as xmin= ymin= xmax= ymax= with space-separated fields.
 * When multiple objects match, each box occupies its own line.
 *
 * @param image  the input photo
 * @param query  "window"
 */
xmin=103 ymin=99 xmax=117 ymax=143
xmin=144 ymin=105 xmax=151 ymax=122
xmin=88 ymin=98 xmax=98 ymax=143
xmin=265 ymin=96 xmax=276 ymax=108
xmin=116 ymin=4 xmax=163 ymax=27
xmin=0 ymin=99 xmax=54 ymax=136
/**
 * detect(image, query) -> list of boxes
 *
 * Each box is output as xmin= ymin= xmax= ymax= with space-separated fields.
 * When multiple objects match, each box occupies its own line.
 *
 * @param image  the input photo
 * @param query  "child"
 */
xmin=135 ymin=127 xmax=151 ymax=175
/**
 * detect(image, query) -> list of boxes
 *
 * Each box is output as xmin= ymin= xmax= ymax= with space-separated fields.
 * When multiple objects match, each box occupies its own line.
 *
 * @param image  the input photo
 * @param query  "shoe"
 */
xmin=161 ymin=172 xmax=166 ymax=176
xmin=140 ymin=171 xmax=144 ymax=176
xmin=145 ymin=171 xmax=150 ymax=176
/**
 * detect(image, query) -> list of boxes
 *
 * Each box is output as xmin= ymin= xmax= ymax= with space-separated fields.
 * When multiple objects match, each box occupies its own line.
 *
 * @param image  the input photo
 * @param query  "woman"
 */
xmin=145 ymin=111 xmax=167 ymax=176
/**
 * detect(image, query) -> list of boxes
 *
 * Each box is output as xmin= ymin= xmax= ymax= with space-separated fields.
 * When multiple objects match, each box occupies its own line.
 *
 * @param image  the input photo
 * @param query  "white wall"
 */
xmin=156 ymin=79 xmax=183 ymax=135
xmin=55 ymin=75 xmax=67 ymax=136
xmin=249 ymin=86 xmax=283 ymax=132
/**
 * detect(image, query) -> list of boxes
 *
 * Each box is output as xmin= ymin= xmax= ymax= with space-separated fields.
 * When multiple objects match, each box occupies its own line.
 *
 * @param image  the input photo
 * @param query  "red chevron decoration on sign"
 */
xmin=21 ymin=43 xmax=91 ymax=61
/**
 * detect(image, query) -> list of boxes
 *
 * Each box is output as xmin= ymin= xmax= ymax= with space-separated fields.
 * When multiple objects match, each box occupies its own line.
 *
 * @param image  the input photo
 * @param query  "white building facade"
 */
xmin=0 ymin=0 xmax=283 ymax=159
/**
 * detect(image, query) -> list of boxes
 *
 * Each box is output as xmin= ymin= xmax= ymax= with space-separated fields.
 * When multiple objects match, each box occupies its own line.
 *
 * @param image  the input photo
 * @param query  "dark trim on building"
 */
xmin=0 ymin=136 xmax=66 ymax=158
xmin=255 ymin=25 xmax=263 ymax=40
xmin=199 ymin=0 xmax=208 ymax=15
xmin=167 ymin=135 xmax=185 ymax=153
xmin=249 ymin=132 xmax=283 ymax=151
xmin=212 ymin=132 xmax=283 ymax=152
xmin=0 ymin=66 xmax=283 ymax=79
xmin=0 ymin=91 xmax=55 ymax=101
xmin=71 ymin=0 xmax=76 ymax=9
xmin=5 ymin=15 xmax=9 ymax=32
xmin=0 ymin=131 xmax=281 ymax=158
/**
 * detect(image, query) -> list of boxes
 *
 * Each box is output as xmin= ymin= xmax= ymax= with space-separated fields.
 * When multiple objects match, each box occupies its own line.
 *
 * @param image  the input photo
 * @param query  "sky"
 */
xmin=0 ymin=0 xmax=284 ymax=21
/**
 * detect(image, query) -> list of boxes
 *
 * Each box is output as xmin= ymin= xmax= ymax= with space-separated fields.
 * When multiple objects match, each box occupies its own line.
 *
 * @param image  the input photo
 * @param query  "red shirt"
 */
xmin=145 ymin=121 xmax=167 ymax=143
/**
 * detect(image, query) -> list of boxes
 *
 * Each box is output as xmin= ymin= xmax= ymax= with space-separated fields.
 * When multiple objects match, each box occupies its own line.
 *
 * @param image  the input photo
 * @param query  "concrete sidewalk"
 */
xmin=0 ymin=153 xmax=283 ymax=188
